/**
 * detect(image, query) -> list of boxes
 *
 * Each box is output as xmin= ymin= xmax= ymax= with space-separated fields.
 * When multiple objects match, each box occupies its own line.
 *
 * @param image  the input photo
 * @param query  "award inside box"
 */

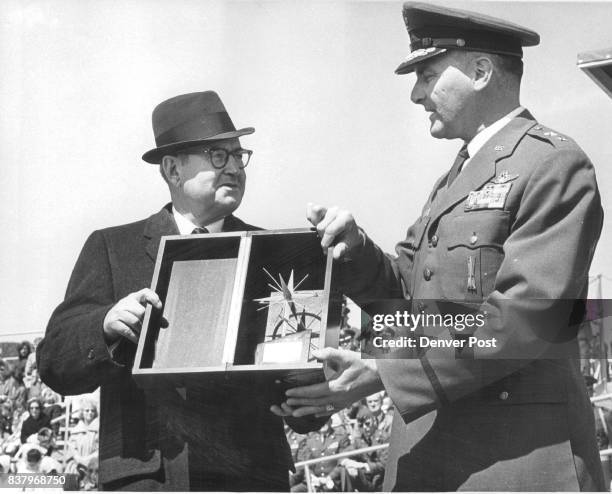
xmin=254 ymin=269 xmax=323 ymax=365
xmin=133 ymin=229 xmax=340 ymax=390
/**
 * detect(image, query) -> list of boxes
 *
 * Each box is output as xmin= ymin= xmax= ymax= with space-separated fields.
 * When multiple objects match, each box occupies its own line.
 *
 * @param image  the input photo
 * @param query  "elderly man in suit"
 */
xmin=274 ymin=3 xmax=606 ymax=491
xmin=37 ymin=91 xmax=316 ymax=491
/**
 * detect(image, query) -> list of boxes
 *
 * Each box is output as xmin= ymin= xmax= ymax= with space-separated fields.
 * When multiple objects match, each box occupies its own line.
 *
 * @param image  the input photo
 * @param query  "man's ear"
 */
xmin=160 ymin=155 xmax=181 ymax=186
xmin=472 ymin=56 xmax=494 ymax=91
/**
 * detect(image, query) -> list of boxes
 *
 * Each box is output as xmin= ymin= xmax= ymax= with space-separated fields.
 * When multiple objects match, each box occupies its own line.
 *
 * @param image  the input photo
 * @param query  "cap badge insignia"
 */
xmin=404 ymin=47 xmax=438 ymax=62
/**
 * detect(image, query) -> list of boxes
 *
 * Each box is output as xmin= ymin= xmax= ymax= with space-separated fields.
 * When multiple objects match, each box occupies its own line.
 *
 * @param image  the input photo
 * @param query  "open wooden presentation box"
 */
xmin=132 ymin=229 xmax=341 ymax=390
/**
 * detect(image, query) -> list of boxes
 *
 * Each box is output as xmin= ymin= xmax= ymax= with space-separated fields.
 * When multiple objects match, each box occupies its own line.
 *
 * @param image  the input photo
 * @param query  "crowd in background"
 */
xmin=284 ymin=325 xmax=394 ymax=492
xmin=0 ymin=339 xmax=98 ymax=490
xmin=0 ymin=329 xmax=390 ymax=492
xmin=2 ymin=327 xmax=610 ymax=492
xmin=286 ymin=390 xmax=393 ymax=492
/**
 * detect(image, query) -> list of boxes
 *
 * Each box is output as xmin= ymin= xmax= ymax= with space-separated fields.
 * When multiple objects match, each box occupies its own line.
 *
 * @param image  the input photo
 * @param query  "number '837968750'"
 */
xmin=1 ymin=473 xmax=66 ymax=488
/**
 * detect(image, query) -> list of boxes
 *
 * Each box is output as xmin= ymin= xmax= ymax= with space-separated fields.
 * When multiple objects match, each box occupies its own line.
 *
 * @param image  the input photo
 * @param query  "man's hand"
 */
xmin=341 ymin=458 xmax=369 ymax=477
xmin=271 ymin=348 xmax=384 ymax=418
xmin=307 ymin=203 xmax=364 ymax=260
xmin=103 ymin=288 xmax=162 ymax=344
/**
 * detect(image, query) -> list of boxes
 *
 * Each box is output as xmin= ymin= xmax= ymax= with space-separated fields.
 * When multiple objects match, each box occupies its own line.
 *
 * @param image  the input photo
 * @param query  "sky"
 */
xmin=1 ymin=0 xmax=612 ymax=342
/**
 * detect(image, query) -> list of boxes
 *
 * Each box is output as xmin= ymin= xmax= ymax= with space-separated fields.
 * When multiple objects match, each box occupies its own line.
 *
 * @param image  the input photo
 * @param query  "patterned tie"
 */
xmin=447 ymin=144 xmax=470 ymax=187
xmin=191 ymin=227 xmax=209 ymax=234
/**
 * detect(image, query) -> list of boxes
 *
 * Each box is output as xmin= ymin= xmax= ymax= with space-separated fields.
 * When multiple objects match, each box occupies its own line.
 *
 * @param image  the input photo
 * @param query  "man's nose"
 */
xmin=223 ymin=155 xmax=242 ymax=174
xmin=410 ymin=80 xmax=426 ymax=105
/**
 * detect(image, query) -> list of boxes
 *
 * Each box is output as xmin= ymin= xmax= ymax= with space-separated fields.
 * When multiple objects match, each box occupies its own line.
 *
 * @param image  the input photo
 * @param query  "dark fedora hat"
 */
xmin=142 ymin=91 xmax=254 ymax=164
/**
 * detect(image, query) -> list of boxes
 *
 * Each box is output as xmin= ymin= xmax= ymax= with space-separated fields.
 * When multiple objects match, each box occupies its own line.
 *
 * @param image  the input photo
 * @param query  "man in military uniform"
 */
xmin=273 ymin=2 xmax=605 ymax=491
xmin=364 ymin=392 xmax=392 ymax=435
xmin=291 ymin=419 xmax=350 ymax=492
xmin=341 ymin=407 xmax=391 ymax=491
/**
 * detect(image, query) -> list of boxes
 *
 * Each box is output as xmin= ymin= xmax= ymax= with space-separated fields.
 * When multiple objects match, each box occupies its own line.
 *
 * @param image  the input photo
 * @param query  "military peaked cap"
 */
xmin=396 ymin=2 xmax=540 ymax=74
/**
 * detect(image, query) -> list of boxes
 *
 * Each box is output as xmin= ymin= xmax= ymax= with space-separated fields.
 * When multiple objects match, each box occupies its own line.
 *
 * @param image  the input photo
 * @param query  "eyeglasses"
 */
xmin=185 ymin=147 xmax=252 ymax=169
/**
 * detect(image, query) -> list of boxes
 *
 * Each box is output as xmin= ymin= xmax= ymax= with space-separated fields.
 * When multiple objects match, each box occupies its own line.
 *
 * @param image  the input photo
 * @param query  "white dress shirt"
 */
xmin=172 ymin=206 xmax=224 ymax=234
xmin=462 ymin=106 xmax=524 ymax=171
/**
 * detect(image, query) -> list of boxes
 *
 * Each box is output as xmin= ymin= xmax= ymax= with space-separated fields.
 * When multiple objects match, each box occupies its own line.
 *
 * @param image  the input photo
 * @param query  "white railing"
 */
xmin=294 ymin=443 xmax=389 ymax=469
xmin=294 ymin=443 xmax=389 ymax=492
xmin=591 ymin=393 xmax=612 ymax=404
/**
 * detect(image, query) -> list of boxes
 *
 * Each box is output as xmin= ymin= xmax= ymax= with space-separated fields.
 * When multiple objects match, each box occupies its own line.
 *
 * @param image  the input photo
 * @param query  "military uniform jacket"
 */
xmin=341 ymin=111 xmax=605 ymax=491
xmin=296 ymin=428 xmax=351 ymax=478
xmin=37 ymin=205 xmax=311 ymax=491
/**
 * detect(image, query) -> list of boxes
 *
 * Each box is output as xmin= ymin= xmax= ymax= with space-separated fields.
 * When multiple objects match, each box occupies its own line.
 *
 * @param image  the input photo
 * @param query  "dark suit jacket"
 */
xmin=38 ymin=204 xmax=313 ymax=491
xmin=341 ymin=112 xmax=605 ymax=491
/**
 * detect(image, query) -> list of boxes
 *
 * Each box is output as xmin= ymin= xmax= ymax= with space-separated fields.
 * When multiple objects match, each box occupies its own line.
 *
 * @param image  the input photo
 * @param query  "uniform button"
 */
xmin=469 ymin=234 xmax=478 ymax=245
xmin=87 ymin=349 xmax=95 ymax=360
xmin=417 ymin=302 xmax=427 ymax=312
xmin=431 ymin=235 xmax=438 ymax=247
xmin=423 ymin=268 xmax=432 ymax=281
xmin=499 ymin=391 xmax=509 ymax=400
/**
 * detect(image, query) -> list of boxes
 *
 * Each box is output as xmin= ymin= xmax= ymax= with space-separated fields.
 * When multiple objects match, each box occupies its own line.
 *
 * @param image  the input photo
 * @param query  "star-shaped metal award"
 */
xmin=254 ymin=268 xmax=322 ymax=340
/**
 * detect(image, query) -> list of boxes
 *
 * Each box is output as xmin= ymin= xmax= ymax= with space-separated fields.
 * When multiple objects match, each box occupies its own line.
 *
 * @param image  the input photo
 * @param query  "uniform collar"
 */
xmin=428 ymin=109 xmax=536 ymax=224
xmin=465 ymin=106 xmax=524 ymax=168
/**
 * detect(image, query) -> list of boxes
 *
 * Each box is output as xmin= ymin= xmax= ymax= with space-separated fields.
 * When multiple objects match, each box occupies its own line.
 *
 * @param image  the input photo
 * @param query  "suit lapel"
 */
xmin=144 ymin=204 xmax=179 ymax=262
xmin=429 ymin=110 xmax=537 ymax=224
xmin=222 ymin=214 xmax=246 ymax=232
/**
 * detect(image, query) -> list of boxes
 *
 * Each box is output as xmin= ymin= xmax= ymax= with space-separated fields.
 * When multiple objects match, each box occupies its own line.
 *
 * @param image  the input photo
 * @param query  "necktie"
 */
xmin=191 ymin=227 xmax=209 ymax=234
xmin=447 ymin=144 xmax=469 ymax=187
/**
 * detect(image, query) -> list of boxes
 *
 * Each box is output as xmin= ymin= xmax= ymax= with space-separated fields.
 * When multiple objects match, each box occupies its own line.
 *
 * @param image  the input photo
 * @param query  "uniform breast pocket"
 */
xmin=441 ymin=211 xmax=510 ymax=300
xmin=402 ymin=215 xmax=430 ymax=252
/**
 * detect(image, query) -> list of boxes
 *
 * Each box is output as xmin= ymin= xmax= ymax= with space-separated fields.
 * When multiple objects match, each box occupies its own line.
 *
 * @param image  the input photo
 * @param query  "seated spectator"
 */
xmin=14 ymin=428 xmax=63 ymax=474
xmin=364 ymin=392 xmax=392 ymax=434
xmin=41 ymin=388 xmax=63 ymax=435
xmin=0 ymin=362 xmax=26 ymax=412
xmin=24 ymin=338 xmax=42 ymax=388
xmin=36 ymin=428 xmax=63 ymax=473
xmin=26 ymin=369 xmax=43 ymax=402
xmin=15 ymin=342 xmax=31 ymax=379
xmin=286 ymin=423 xmax=307 ymax=462
xmin=344 ymin=399 xmax=364 ymax=422
xmin=67 ymin=398 xmax=98 ymax=469
xmin=20 ymin=398 xmax=50 ymax=443
xmin=15 ymin=446 xmax=43 ymax=473
xmin=12 ymin=402 xmax=27 ymax=438
xmin=291 ymin=418 xmax=350 ymax=492
xmin=341 ymin=407 xmax=391 ymax=492
xmin=1 ymin=429 xmax=21 ymax=463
